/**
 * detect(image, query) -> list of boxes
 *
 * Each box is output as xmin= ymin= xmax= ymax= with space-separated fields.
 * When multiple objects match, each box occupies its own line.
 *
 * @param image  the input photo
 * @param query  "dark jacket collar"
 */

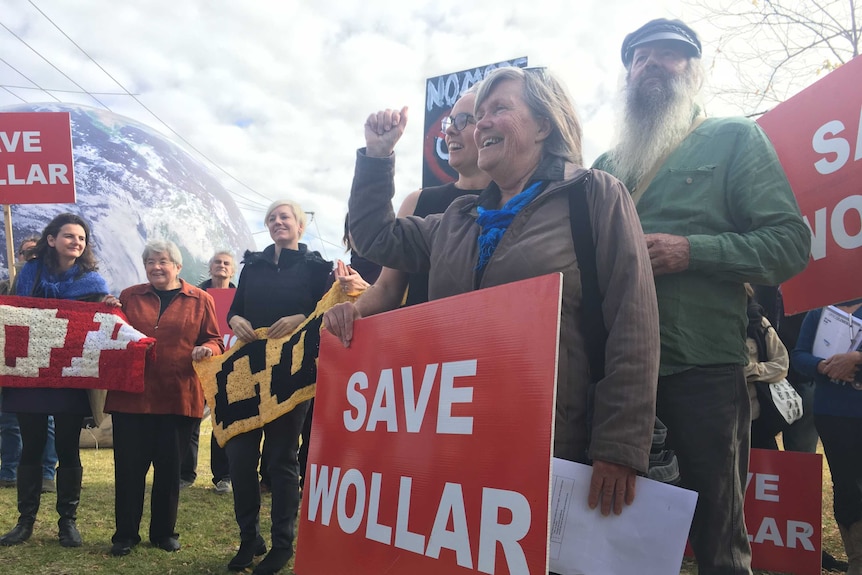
xmin=242 ymin=243 xmax=331 ymax=272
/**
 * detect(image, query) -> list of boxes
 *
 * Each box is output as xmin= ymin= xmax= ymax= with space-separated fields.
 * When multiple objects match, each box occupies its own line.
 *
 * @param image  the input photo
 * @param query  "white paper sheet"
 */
xmin=812 ymin=305 xmax=862 ymax=358
xmin=549 ymin=458 xmax=698 ymax=575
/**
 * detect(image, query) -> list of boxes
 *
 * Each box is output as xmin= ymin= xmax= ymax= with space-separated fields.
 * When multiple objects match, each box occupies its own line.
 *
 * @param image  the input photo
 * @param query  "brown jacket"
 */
xmin=349 ymin=151 xmax=660 ymax=472
xmin=105 ymin=279 xmax=224 ymax=417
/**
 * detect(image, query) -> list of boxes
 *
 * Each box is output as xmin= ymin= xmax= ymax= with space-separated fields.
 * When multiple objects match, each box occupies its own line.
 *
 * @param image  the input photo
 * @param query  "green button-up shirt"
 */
xmin=593 ymin=116 xmax=810 ymax=376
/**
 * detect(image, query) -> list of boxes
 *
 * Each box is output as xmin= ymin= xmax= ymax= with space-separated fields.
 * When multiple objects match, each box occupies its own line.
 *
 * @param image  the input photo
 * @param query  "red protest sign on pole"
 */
xmin=746 ymin=448 xmax=823 ymax=575
xmin=757 ymin=55 xmax=862 ymax=314
xmin=294 ymin=274 xmax=562 ymax=575
xmin=0 ymin=112 xmax=75 ymax=205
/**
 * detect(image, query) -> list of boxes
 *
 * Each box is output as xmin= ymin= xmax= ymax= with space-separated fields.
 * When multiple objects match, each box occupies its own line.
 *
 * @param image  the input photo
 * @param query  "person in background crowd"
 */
xmin=592 ymin=18 xmax=810 ymax=574
xmin=0 ymin=214 xmax=120 ymax=548
xmin=198 ymin=251 xmax=237 ymax=291
xmin=744 ymin=285 xmax=790 ymax=450
xmin=181 ymin=250 xmax=237 ymax=495
xmin=333 ymin=66 xmax=660 ymax=517
xmin=756 ymin=284 xmax=849 ymax=572
xmin=0 ymin=236 xmax=59 ymax=495
xmin=322 ymin=88 xmax=490 ymax=338
xmin=225 ymin=199 xmax=332 ymax=575
xmin=793 ymin=299 xmax=862 ymax=575
xmin=104 ymin=240 xmax=223 ymax=556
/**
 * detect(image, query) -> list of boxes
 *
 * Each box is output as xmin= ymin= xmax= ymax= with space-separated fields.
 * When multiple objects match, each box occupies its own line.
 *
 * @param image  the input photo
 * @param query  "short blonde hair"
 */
xmin=264 ymin=199 xmax=307 ymax=238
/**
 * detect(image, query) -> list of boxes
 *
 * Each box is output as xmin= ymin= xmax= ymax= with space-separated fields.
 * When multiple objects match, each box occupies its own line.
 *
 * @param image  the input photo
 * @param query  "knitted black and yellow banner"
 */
xmin=194 ymin=284 xmax=356 ymax=446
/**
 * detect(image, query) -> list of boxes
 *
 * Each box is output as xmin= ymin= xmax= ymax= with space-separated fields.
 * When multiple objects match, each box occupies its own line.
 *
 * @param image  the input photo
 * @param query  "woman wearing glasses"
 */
xmin=330 ymin=66 xmax=660 ymax=517
xmin=324 ymin=88 xmax=489 ymax=332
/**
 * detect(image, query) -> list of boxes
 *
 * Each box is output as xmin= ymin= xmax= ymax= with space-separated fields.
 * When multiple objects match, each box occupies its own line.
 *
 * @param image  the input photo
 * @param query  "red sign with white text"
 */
xmin=0 ymin=112 xmax=75 ymax=204
xmin=294 ymin=275 xmax=562 ymax=575
xmin=205 ymin=287 xmax=237 ymax=350
xmin=745 ymin=449 xmax=822 ymax=575
xmin=686 ymin=448 xmax=822 ymax=574
xmin=758 ymin=55 xmax=862 ymax=314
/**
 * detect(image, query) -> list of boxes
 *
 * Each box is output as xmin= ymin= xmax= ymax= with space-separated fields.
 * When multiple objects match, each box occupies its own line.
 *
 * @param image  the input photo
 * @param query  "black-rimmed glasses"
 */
xmin=441 ymin=112 xmax=476 ymax=133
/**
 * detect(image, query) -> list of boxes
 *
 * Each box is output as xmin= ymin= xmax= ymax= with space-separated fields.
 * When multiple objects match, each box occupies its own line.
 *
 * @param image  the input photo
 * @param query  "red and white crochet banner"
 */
xmin=0 ymin=295 xmax=154 ymax=391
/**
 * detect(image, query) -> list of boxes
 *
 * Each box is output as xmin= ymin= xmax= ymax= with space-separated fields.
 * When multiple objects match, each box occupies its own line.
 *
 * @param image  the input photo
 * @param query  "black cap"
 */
xmin=621 ymin=18 xmax=702 ymax=67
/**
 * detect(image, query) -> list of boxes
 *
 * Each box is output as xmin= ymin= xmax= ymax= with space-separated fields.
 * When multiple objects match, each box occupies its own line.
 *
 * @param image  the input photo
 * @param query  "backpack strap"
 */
xmin=569 ymin=171 xmax=607 ymax=381
xmin=568 ymin=171 xmax=607 ymax=461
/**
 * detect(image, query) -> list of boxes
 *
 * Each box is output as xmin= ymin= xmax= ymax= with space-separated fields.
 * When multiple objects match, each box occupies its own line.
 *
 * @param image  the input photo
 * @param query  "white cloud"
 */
xmin=0 ymin=0 xmax=762 ymax=259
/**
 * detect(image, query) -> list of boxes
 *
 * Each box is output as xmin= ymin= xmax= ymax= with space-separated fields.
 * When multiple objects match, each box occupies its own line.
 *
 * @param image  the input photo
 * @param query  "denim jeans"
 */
xmin=0 ymin=400 xmax=57 ymax=481
xmin=0 ymin=410 xmax=21 ymax=481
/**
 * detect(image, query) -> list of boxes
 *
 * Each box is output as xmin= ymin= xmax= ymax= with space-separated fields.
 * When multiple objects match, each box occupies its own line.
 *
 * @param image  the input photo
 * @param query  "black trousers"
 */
xmin=657 ymin=365 xmax=752 ymax=575
xmin=180 ymin=418 xmax=201 ymax=483
xmin=816 ymin=414 xmax=862 ymax=527
xmin=210 ymin=433 xmax=230 ymax=483
xmin=180 ymin=418 xmax=231 ymax=484
xmin=298 ymin=399 xmax=314 ymax=489
xmin=111 ymin=413 xmax=196 ymax=543
xmin=225 ymin=401 xmax=308 ymax=549
xmin=17 ymin=413 xmax=83 ymax=468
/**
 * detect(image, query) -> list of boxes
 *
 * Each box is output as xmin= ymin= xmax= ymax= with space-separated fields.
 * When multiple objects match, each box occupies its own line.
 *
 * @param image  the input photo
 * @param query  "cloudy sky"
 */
xmin=0 ymin=0 xmax=787 ymax=260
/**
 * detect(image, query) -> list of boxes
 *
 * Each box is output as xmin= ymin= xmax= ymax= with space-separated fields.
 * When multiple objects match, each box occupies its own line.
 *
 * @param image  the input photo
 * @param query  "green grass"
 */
xmin=0 ymin=418 xmax=280 ymax=575
xmin=0 ymin=422 xmax=847 ymax=574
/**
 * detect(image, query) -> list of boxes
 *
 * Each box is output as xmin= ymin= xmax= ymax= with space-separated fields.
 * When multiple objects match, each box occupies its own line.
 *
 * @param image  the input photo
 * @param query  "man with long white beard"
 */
xmin=594 ymin=18 xmax=811 ymax=575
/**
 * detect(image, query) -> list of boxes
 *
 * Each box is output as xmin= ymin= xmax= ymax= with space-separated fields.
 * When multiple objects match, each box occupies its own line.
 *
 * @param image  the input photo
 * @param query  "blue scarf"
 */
xmin=475 ymin=181 xmax=544 ymax=271
xmin=15 ymin=259 xmax=109 ymax=300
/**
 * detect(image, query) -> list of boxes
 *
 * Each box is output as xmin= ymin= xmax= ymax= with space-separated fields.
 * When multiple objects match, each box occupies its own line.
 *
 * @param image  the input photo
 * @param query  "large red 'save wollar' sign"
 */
xmin=758 ymin=55 xmax=862 ymax=314
xmin=0 ymin=112 xmax=75 ymax=204
xmin=294 ymin=275 xmax=562 ymax=575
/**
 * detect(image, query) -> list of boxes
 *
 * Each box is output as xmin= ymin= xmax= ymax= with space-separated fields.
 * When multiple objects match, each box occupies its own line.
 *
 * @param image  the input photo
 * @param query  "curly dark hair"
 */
xmin=31 ymin=213 xmax=99 ymax=274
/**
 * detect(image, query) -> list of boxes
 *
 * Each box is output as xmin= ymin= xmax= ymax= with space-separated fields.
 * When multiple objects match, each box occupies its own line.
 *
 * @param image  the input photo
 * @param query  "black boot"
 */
xmin=56 ymin=466 xmax=83 ymax=547
xmin=228 ymin=535 xmax=267 ymax=571
xmin=0 ymin=465 xmax=42 ymax=546
xmin=252 ymin=547 xmax=292 ymax=575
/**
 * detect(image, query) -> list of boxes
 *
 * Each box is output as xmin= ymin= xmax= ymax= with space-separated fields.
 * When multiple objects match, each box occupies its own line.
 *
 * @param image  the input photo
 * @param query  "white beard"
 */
xmin=609 ymin=67 xmax=700 ymax=190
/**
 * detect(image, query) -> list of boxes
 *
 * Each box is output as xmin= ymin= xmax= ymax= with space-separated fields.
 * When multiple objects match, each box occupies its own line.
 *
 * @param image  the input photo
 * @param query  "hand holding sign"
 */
xmin=365 ymin=106 xmax=408 ymax=158
xmin=323 ymin=302 xmax=362 ymax=347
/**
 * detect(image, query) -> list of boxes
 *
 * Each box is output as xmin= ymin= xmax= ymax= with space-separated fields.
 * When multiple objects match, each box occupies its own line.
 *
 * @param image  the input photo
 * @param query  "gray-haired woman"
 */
xmin=327 ymin=66 xmax=660 ymax=516
xmin=104 ymin=240 xmax=223 ymax=556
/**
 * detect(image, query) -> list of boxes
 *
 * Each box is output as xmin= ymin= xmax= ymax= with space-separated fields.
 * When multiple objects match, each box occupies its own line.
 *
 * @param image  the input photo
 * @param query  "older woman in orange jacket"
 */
xmin=104 ymin=240 xmax=223 ymax=557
